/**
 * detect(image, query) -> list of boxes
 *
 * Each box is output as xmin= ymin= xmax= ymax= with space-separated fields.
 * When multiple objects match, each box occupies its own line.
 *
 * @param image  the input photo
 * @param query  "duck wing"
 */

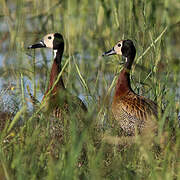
xmin=118 ymin=91 xmax=158 ymax=121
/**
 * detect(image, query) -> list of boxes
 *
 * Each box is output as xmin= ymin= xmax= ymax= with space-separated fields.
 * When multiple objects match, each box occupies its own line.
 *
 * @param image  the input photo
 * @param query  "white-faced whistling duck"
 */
xmin=103 ymin=40 xmax=158 ymax=136
xmin=28 ymin=33 xmax=87 ymax=119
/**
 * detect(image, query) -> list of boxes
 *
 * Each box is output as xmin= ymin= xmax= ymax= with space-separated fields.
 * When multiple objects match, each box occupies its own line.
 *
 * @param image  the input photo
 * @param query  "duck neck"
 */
xmin=114 ymin=56 xmax=134 ymax=97
xmin=47 ymin=48 xmax=65 ymax=95
xmin=124 ymin=55 xmax=134 ymax=70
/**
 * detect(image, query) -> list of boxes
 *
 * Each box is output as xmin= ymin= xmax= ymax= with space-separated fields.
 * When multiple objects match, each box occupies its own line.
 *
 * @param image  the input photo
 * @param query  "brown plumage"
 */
xmin=103 ymin=40 xmax=158 ymax=136
xmin=0 ymin=111 xmax=12 ymax=132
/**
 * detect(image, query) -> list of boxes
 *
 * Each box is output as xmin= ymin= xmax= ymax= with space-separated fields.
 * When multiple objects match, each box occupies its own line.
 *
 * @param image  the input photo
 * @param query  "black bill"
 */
xmin=102 ymin=47 xmax=116 ymax=56
xmin=28 ymin=40 xmax=46 ymax=49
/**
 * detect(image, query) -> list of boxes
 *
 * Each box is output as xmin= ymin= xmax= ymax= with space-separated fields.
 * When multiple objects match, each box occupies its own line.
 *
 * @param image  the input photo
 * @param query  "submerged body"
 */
xmin=103 ymin=40 xmax=158 ymax=135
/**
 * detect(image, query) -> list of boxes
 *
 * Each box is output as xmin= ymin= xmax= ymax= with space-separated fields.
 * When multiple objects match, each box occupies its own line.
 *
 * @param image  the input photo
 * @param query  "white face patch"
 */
xmin=114 ymin=41 xmax=123 ymax=55
xmin=53 ymin=49 xmax=57 ymax=58
xmin=43 ymin=33 xmax=54 ymax=48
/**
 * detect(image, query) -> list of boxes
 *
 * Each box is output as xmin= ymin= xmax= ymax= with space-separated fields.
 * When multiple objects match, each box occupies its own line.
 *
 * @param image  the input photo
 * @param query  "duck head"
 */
xmin=28 ymin=33 xmax=64 ymax=50
xmin=102 ymin=39 xmax=136 ymax=60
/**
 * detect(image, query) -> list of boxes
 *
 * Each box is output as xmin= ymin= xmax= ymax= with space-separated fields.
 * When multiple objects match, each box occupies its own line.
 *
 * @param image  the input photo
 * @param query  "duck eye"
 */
xmin=118 ymin=43 xmax=121 ymax=47
xmin=48 ymin=36 xmax=52 ymax=40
